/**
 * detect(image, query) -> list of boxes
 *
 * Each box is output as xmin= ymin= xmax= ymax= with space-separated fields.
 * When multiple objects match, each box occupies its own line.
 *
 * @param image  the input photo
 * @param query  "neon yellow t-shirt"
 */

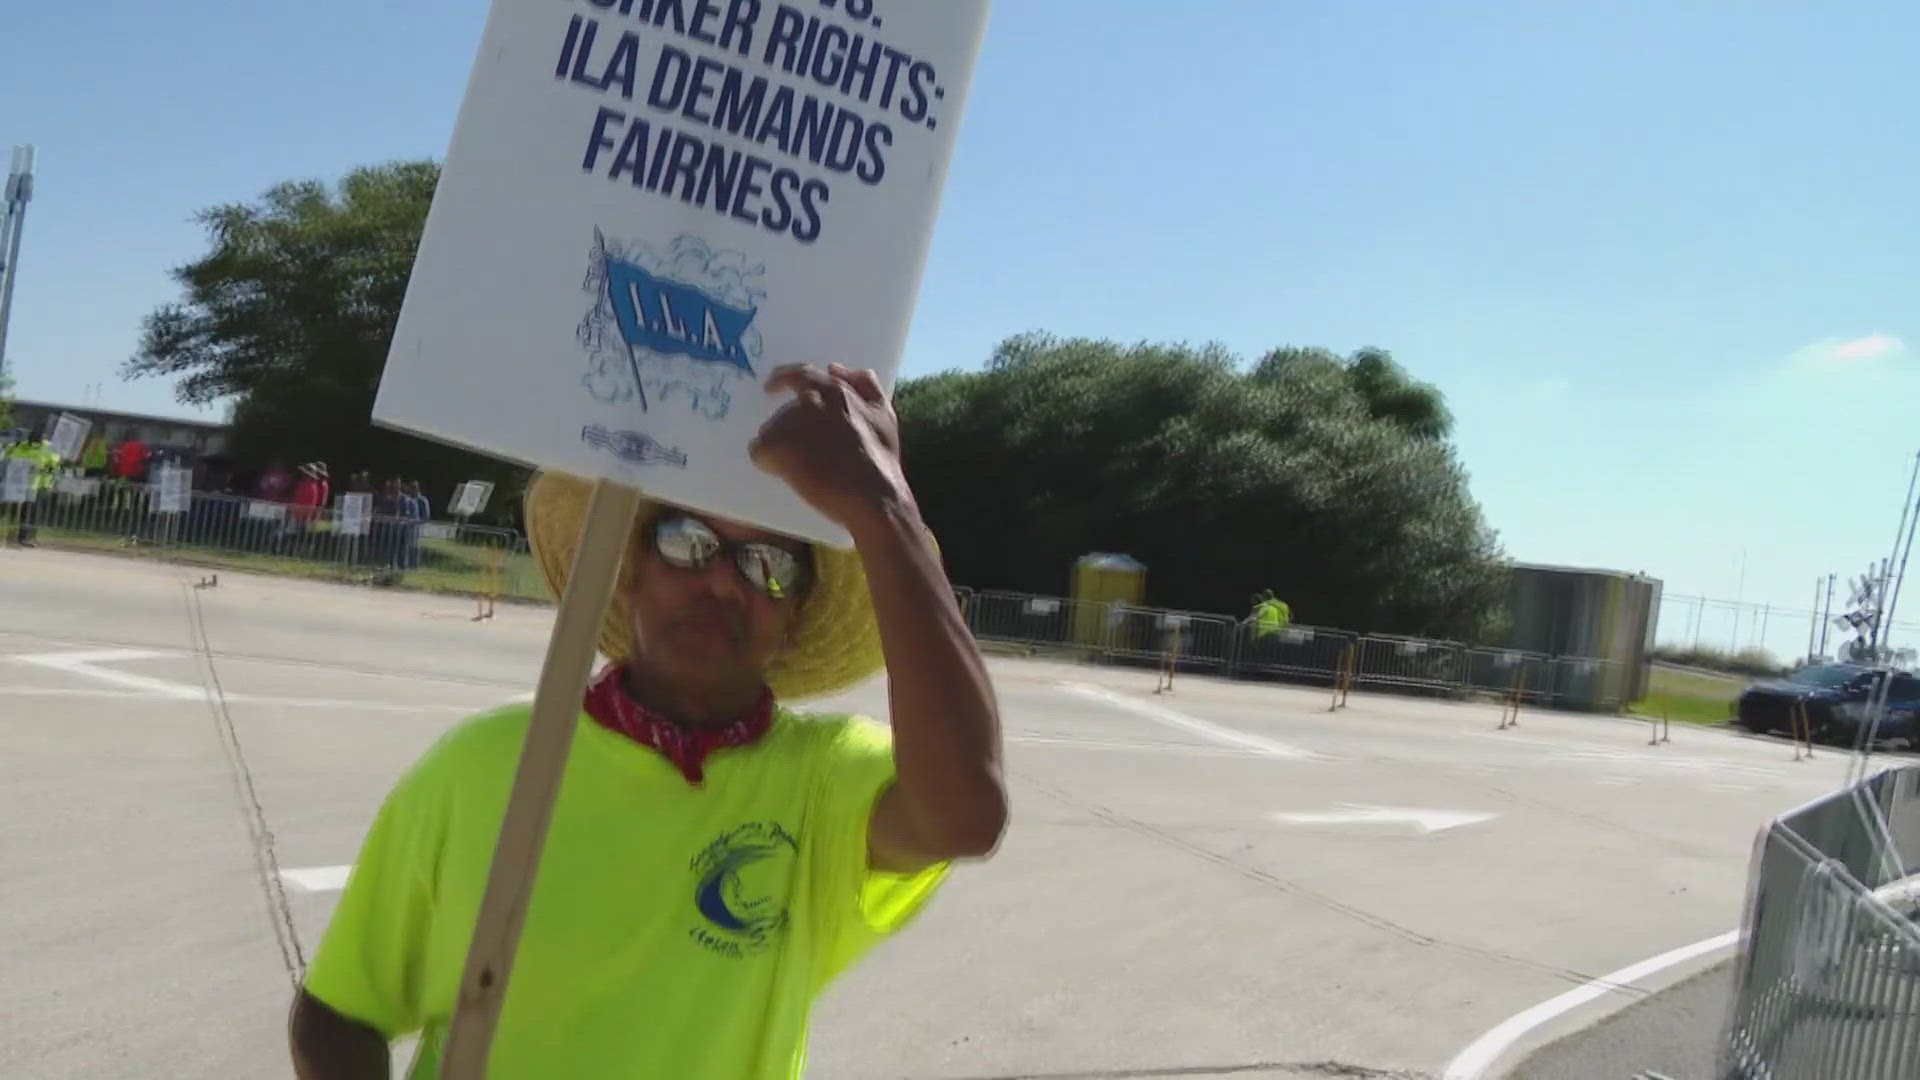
xmin=304 ymin=704 xmax=948 ymax=1079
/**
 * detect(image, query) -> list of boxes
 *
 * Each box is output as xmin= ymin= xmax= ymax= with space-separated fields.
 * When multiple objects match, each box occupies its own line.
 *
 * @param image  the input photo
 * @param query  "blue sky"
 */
xmin=4 ymin=1 xmax=1914 ymax=658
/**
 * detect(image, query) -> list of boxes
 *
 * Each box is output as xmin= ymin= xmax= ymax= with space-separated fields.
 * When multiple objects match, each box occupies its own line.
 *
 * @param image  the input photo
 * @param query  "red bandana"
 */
xmin=581 ymin=664 xmax=774 ymax=785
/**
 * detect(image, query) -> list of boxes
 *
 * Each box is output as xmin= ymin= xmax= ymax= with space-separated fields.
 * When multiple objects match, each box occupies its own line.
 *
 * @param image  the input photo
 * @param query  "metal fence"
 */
xmin=952 ymin=587 xmax=1639 ymax=709
xmin=1356 ymin=633 xmax=1467 ymax=693
xmin=5 ymin=479 xmax=536 ymax=598
xmin=9 ymin=484 xmax=1648 ymax=708
xmin=1463 ymin=647 xmax=1555 ymax=704
xmin=1232 ymin=622 xmax=1358 ymax=684
xmin=1721 ymin=764 xmax=1920 ymax=1078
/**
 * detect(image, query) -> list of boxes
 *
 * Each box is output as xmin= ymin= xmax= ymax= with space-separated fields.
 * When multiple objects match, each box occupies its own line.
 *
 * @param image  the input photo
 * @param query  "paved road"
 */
xmin=0 ymin=548 xmax=1870 ymax=1078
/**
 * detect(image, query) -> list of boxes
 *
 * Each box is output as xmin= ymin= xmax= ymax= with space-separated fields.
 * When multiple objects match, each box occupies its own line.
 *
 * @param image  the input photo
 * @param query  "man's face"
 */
xmin=625 ymin=510 xmax=808 ymax=692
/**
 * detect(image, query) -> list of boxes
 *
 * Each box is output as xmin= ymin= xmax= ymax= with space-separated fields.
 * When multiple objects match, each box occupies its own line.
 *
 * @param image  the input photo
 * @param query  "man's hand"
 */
xmin=750 ymin=363 xmax=913 ymax=531
xmin=752 ymin=363 xmax=1006 ymax=869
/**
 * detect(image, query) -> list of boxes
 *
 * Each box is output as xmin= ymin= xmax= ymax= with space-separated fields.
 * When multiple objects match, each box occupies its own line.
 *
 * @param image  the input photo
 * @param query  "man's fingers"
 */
xmin=764 ymin=364 xmax=837 ymax=396
xmin=830 ymin=364 xmax=887 ymax=406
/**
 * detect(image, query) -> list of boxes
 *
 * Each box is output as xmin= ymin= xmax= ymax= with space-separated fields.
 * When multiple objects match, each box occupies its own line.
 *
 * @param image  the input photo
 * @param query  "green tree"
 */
xmin=123 ymin=161 xmax=527 ymax=522
xmin=897 ymin=333 xmax=1507 ymax=641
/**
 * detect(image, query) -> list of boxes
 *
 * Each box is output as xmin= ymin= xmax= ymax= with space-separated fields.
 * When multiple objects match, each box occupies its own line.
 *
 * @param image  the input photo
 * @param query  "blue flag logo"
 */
xmin=603 ymin=257 xmax=758 ymax=374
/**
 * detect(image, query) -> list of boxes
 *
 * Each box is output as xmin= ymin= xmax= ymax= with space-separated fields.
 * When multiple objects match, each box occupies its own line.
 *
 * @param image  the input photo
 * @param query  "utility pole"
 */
xmin=1808 ymin=577 xmax=1822 ymax=662
xmin=1731 ymin=548 xmax=1747 ymax=653
xmin=0 ymin=145 xmax=36 ymax=386
xmin=1880 ymin=450 xmax=1920 ymax=661
xmin=1819 ymin=572 xmax=1836 ymax=657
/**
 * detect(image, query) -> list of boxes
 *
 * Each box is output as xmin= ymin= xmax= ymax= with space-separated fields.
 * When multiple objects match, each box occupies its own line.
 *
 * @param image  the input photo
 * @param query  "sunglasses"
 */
xmin=648 ymin=513 xmax=812 ymax=600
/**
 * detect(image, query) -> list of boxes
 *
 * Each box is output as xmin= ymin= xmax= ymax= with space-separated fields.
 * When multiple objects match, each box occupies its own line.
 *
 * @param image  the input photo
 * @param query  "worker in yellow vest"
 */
xmin=80 ymin=434 xmax=110 ymax=476
xmin=1249 ymin=590 xmax=1291 ymax=639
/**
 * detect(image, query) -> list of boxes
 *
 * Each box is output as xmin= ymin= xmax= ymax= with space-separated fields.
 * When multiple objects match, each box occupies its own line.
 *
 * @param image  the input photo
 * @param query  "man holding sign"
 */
xmin=301 ymin=0 xmax=996 ymax=1073
xmin=292 ymin=363 xmax=1006 ymax=1078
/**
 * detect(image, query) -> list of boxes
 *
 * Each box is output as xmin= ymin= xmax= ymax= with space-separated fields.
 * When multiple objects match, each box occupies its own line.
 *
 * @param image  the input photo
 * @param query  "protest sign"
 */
xmin=1 ymin=458 xmax=30 ymax=504
xmin=337 ymin=492 xmax=372 ymax=537
xmin=373 ymin=0 xmax=990 ymax=545
xmin=48 ymin=413 xmax=90 ymax=462
xmin=451 ymin=480 xmax=494 ymax=518
xmin=371 ymin=3 xmax=992 ymax=1071
xmin=153 ymin=465 xmax=190 ymax=513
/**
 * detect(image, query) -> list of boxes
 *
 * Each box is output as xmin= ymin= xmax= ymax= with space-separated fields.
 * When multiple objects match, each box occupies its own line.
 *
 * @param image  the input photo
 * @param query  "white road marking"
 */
xmin=1549 ymin=747 xmax=1783 ymax=779
xmin=5 ymin=649 xmax=478 ymax=712
xmin=14 ymin=649 xmax=201 ymax=699
xmin=2 ymin=687 xmax=170 ymax=699
xmin=280 ymin=865 xmax=354 ymax=893
xmin=1057 ymin=683 xmax=1323 ymax=761
xmin=1010 ymin=734 xmax=1258 ymax=758
xmin=1271 ymin=804 xmax=1496 ymax=835
xmin=1440 ymin=929 xmax=1740 ymax=1079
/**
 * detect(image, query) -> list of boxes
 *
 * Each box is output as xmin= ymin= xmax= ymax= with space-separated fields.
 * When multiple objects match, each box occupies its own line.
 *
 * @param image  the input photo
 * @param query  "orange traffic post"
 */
xmin=474 ymin=539 xmax=501 ymax=622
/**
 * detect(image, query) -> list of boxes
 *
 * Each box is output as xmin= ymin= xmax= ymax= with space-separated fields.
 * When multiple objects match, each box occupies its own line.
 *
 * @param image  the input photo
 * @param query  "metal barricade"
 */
xmin=1355 ymin=633 xmax=1466 ymax=692
xmin=1550 ymin=656 xmax=1630 ymax=712
xmin=1098 ymin=606 xmax=1236 ymax=672
xmin=24 ymin=478 xmax=533 ymax=599
xmin=966 ymin=590 xmax=1094 ymax=652
xmin=1229 ymin=621 xmax=1357 ymax=683
xmin=1462 ymin=648 xmax=1553 ymax=704
xmin=1721 ymin=764 xmax=1920 ymax=1079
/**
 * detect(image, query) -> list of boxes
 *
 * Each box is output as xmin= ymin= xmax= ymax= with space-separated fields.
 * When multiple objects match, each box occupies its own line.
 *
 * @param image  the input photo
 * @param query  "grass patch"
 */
xmin=1630 ymin=663 xmax=1744 ymax=726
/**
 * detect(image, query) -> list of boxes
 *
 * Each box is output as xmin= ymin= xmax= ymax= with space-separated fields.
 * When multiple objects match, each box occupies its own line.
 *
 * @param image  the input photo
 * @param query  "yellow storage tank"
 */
xmin=1071 ymin=553 xmax=1146 ymax=646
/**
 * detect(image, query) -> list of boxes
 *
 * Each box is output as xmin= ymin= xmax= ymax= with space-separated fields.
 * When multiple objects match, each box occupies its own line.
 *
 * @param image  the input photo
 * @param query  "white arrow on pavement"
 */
xmin=1271 ymin=804 xmax=1496 ymax=834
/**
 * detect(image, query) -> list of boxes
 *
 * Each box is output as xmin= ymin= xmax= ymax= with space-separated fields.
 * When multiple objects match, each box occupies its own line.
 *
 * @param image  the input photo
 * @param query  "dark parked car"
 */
xmin=1735 ymin=664 xmax=1920 ymax=749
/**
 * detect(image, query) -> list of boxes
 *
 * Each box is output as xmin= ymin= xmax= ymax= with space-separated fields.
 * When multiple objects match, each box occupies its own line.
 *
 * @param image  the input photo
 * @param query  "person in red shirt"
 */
xmin=111 ymin=439 xmax=149 ymax=482
xmin=285 ymin=463 xmax=324 ymax=555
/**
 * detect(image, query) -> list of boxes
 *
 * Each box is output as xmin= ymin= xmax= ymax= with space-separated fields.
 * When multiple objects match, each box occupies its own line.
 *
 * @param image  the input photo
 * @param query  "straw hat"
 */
xmin=525 ymin=470 xmax=884 ymax=701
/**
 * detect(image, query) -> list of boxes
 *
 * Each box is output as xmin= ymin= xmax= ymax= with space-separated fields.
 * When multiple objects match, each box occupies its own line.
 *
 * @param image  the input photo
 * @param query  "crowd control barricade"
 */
xmin=1463 ymin=648 xmax=1554 ymax=704
xmin=27 ymin=480 xmax=530 ymax=598
xmin=1098 ymin=606 xmax=1235 ymax=673
xmin=1721 ymin=764 xmax=1920 ymax=1079
xmin=1355 ymin=633 xmax=1466 ymax=693
xmin=1229 ymin=622 xmax=1358 ymax=684
xmin=966 ymin=590 xmax=1095 ymax=652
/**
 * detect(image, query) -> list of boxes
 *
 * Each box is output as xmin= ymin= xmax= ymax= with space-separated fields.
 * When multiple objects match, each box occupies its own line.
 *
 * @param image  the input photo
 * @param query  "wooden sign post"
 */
xmin=440 ymin=480 xmax=639 ymax=1074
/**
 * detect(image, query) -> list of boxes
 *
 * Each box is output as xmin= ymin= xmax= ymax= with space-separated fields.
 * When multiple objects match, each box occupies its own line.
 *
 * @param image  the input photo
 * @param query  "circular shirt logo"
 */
xmin=688 ymin=821 xmax=798 ymax=958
